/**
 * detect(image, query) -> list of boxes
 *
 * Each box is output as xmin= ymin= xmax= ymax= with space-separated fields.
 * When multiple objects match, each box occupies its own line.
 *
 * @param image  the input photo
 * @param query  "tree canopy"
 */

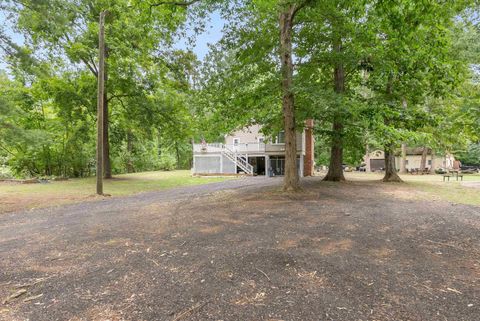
xmin=0 ymin=0 xmax=478 ymax=187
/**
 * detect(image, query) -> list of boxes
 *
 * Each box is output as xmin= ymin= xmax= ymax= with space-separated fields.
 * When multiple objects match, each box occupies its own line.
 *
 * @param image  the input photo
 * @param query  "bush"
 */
xmin=0 ymin=165 xmax=13 ymax=179
xmin=157 ymin=154 xmax=176 ymax=171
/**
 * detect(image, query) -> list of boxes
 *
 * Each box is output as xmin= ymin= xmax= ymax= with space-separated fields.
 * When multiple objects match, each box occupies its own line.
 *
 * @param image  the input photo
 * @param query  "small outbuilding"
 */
xmin=364 ymin=148 xmax=455 ymax=172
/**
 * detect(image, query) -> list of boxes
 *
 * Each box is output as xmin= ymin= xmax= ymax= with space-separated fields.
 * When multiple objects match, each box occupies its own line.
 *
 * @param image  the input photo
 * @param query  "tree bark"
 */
xmin=382 ymin=73 xmax=402 ymax=183
xmin=279 ymin=5 xmax=299 ymax=191
xmin=400 ymin=143 xmax=407 ymax=173
xmin=383 ymin=145 xmax=402 ymax=182
xmin=175 ymin=142 xmax=180 ymax=169
xmin=103 ymin=50 xmax=112 ymax=179
xmin=419 ymin=146 xmax=428 ymax=173
xmin=96 ymin=11 xmax=106 ymax=195
xmin=323 ymin=40 xmax=346 ymax=182
xmin=430 ymin=148 xmax=435 ymax=173
xmin=126 ymin=130 xmax=134 ymax=173
xmin=399 ymin=98 xmax=408 ymax=174
xmin=323 ymin=116 xmax=345 ymax=181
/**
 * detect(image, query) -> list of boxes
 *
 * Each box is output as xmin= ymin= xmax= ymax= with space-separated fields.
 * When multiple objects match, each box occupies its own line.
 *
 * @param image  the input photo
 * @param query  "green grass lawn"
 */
xmin=0 ymin=170 xmax=234 ymax=213
xmin=345 ymin=172 xmax=480 ymax=206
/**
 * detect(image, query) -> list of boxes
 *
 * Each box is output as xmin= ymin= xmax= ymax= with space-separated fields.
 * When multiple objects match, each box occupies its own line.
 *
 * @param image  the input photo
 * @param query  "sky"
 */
xmin=0 ymin=10 xmax=225 ymax=71
xmin=181 ymin=11 xmax=225 ymax=60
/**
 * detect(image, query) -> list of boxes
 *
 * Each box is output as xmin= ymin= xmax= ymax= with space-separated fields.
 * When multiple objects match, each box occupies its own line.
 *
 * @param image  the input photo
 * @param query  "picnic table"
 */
xmin=443 ymin=171 xmax=463 ymax=182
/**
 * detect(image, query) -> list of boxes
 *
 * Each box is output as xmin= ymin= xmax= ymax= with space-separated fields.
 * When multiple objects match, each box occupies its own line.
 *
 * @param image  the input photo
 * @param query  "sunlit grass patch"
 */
xmin=0 ymin=170 xmax=234 ymax=213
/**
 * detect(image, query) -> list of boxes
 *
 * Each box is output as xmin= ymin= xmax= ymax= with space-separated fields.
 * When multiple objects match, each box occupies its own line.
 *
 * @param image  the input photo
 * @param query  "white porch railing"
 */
xmin=193 ymin=143 xmax=224 ymax=153
xmin=192 ymin=143 xmax=256 ymax=175
xmin=222 ymin=146 xmax=254 ymax=175
xmin=193 ymin=143 xmax=266 ymax=154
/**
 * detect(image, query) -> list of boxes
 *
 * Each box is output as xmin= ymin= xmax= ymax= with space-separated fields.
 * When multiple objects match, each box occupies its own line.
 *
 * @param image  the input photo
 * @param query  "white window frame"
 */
xmin=233 ymin=138 xmax=240 ymax=146
xmin=275 ymin=131 xmax=285 ymax=144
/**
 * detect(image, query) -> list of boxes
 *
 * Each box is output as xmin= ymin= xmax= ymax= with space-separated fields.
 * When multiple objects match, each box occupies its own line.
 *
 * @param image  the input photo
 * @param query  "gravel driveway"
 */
xmin=0 ymin=177 xmax=479 ymax=321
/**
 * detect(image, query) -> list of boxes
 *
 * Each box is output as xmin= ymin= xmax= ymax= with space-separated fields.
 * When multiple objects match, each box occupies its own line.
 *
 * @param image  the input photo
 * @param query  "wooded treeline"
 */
xmin=197 ymin=0 xmax=480 ymax=189
xmin=1 ymin=0 xmax=479 ymax=189
xmin=1 ymin=0 xmax=203 ymax=178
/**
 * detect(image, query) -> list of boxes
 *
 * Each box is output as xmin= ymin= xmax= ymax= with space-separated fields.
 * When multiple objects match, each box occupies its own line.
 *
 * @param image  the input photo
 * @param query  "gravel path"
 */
xmin=462 ymin=181 xmax=480 ymax=189
xmin=0 ymin=177 xmax=277 ymax=241
xmin=0 ymin=177 xmax=479 ymax=321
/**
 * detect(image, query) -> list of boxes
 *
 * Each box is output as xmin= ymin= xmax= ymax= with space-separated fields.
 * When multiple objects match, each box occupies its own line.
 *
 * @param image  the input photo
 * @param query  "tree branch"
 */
xmin=150 ymin=0 xmax=200 ymax=10
xmin=80 ymin=57 xmax=98 ymax=77
xmin=292 ymin=0 xmax=314 ymax=20
xmin=63 ymin=32 xmax=98 ymax=77
xmin=107 ymin=93 xmax=137 ymax=103
xmin=88 ymin=55 xmax=99 ymax=75
xmin=0 ymin=143 xmax=16 ymax=157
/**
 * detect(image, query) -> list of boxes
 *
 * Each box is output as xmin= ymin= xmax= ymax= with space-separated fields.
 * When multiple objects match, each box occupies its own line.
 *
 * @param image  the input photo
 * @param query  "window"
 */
xmin=276 ymin=131 xmax=285 ymax=144
xmin=428 ymin=160 xmax=432 ymax=165
xmin=258 ymin=137 xmax=264 ymax=144
xmin=233 ymin=138 xmax=240 ymax=146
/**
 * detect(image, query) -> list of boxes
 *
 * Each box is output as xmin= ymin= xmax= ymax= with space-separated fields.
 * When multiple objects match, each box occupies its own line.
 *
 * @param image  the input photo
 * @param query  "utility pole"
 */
xmin=96 ymin=11 xmax=106 ymax=195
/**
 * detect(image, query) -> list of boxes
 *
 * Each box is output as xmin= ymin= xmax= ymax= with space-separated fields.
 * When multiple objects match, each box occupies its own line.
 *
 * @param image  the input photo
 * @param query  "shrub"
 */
xmin=157 ymin=154 xmax=176 ymax=171
xmin=0 ymin=165 xmax=13 ymax=179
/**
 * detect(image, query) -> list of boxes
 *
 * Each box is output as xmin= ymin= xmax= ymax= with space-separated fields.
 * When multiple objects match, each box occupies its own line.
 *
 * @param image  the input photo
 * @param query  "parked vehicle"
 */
xmin=460 ymin=165 xmax=480 ymax=172
xmin=357 ymin=164 xmax=367 ymax=172
xmin=435 ymin=168 xmax=447 ymax=174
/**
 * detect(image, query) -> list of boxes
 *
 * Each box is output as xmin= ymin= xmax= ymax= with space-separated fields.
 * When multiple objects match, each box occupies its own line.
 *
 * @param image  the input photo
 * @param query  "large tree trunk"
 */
xmin=103 ymin=57 xmax=112 ymax=179
xmin=383 ymin=145 xmax=402 ymax=182
xmin=430 ymin=148 xmax=435 ymax=173
xmin=126 ymin=131 xmax=134 ymax=173
xmin=279 ymin=6 xmax=299 ymax=191
xmin=323 ymin=117 xmax=345 ymax=181
xmin=382 ymin=73 xmax=402 ymax=183
xmin=399 ymin=143 xmax=407 ymax=173
xmin=175 ymin=142 xmax=181 ymax=169
xmin=419 ymin=146 xmax=428 ymax=173
xmin=323 ymin=40 xmax=346 ymax=182
xmin=399 ymin=98 xmax=407 ymax=174
xmin=96 ymin=12 xmax=106 ymax=195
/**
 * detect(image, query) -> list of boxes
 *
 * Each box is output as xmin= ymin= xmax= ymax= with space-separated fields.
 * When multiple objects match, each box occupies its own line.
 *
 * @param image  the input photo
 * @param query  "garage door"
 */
xmin=370 ymin=159 xmax=385 ymax=171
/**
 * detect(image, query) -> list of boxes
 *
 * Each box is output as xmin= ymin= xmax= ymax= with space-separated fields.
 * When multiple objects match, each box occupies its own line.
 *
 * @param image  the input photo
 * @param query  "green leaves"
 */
xmin=0 ymin=0 xmax=203 ymax=177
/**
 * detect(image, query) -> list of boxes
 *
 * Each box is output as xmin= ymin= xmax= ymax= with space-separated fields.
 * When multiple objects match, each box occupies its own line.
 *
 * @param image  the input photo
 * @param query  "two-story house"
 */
xmin=192 ymin=120 xmax=314 ymax=177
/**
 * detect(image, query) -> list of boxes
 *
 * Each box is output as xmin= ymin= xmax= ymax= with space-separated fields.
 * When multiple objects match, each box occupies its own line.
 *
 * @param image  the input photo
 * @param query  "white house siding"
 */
xmin=226 ymin=125 xmax=263 ymax=145
xmin=226 ymin=125 xmax=305 ymax=154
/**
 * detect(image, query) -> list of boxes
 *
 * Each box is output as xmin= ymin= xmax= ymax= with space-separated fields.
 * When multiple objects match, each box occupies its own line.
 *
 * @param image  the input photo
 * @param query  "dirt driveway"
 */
xmin=0 ymin=177 xmax=479 ymax=321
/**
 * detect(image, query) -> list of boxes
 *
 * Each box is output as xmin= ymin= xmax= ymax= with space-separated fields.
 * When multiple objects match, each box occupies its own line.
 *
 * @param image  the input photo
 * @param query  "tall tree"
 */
xmin=4 ymin=0 xmax=195 ymax=178
xmin=196 ymin=0 xmax=314 ymax=191
xmin=365 ymin=0 xmax=472 ymax=182
xmin=1 ymin=0 xmax=201 ymax=178
xmin=296 ymin=0 xmax=374 ymax=182
xmin=278 ymin=1 xmax=308 ymax=191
